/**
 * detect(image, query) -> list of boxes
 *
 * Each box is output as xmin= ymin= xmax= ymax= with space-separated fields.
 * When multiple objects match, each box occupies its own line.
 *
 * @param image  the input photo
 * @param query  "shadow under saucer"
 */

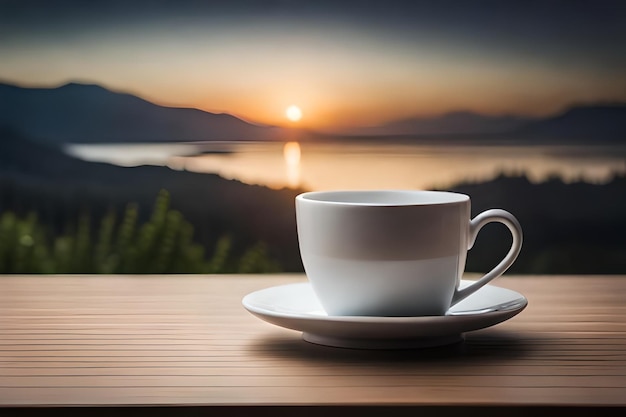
xmin=247 ymin=328 xmax=533 ymax=365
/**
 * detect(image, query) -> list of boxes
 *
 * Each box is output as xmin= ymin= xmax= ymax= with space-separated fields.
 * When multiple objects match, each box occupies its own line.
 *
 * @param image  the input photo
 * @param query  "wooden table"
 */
xmin=0 ymin=274 xmax=625 ymax=416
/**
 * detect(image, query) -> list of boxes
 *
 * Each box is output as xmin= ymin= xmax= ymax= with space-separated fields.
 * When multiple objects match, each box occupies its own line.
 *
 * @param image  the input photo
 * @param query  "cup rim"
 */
xmin=296 ymin=190 xmax=469 ymax=207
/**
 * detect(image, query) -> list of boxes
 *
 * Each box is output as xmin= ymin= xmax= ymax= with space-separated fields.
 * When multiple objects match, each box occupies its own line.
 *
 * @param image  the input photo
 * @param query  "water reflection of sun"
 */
xmin=283 ymin=141 xmax=301 ymax=188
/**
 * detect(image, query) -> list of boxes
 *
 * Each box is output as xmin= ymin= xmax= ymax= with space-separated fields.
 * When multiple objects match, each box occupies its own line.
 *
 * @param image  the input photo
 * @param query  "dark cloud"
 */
xmin=2 ymin=0 xmax=624 ymax=30
xmin=1 ymin=0 xmax=624 ymax=68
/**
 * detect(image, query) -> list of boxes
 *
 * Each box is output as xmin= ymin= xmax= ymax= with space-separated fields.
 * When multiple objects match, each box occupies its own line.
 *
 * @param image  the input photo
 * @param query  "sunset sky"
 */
xmin=1 ymin=0 xmax=625 ymax=129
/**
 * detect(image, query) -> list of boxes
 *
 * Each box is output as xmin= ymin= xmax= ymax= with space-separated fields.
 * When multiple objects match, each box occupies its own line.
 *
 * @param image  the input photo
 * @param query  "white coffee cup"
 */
xmin=296 ymin=190 xmax=522 ymax=316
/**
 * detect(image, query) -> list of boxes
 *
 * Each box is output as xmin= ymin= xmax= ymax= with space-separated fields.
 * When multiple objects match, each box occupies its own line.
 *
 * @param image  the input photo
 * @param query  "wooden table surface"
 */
xmin=0 ymin=274 xmax=625 ymax=416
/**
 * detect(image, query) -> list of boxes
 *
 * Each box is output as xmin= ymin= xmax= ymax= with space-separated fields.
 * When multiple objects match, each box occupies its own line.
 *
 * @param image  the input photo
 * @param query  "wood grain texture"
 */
xmin=0 ymin=274 xmax=625 ymax=411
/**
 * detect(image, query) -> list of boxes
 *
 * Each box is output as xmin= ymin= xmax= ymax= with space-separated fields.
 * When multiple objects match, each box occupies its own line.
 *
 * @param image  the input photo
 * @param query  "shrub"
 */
xmin=0 ymin=190 xmax=281 ymax=274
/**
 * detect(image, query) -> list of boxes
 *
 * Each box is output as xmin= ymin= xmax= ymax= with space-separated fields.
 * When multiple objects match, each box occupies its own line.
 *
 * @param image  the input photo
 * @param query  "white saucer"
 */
xmin=242 ymin=280 xmax=527 ymax=349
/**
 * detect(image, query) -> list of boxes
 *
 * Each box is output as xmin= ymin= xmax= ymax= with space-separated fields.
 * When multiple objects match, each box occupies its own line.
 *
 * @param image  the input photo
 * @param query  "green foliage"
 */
xmin=238 ymin=242 xmax=282 ymax=273
xmin=0 ymin=190 xmax=281 ymax=274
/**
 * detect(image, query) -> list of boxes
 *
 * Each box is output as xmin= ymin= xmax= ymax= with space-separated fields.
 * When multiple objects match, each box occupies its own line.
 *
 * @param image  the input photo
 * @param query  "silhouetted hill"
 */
xmin=0 ymin=127 xmax=303 ymax=270
xmin=0 ymin=82 xmax=284 ymax=144
xmin=349 ymin=111 xmax=533 ymax=136
xmin=446 ymin=174 xmax=626 ymax=274
xmin=515 ymin=104 xmax=626 ymax=141
xmin=339 ymin=104 xmax=626 ymax=142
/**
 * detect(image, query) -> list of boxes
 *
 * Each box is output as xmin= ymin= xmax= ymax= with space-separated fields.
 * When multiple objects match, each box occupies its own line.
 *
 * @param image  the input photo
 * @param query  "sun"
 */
xmin=285 ymin=105 xmax=302 ymax=122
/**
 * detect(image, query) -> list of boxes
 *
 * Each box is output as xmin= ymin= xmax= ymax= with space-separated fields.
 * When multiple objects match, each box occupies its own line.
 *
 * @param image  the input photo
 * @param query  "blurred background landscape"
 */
xmin=1 ymin=0 xmax=625 ymax=275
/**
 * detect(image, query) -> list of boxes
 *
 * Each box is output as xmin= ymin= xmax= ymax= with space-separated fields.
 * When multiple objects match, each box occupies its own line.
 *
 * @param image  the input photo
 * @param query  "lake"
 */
xmin=65 ymin=141 xmax=626 ymax=191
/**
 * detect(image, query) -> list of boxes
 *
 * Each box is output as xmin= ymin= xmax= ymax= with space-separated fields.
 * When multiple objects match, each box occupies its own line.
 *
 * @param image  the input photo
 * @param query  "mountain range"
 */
xmin=0 ymin=82 xmax=283 ymax=143
xmin=346 ymin=111 xmax=535 ymax=136
xmin=1 ymin=81 xmax=625 ymax=143
xmin=349 ymin=104 xmax=626 ymax=141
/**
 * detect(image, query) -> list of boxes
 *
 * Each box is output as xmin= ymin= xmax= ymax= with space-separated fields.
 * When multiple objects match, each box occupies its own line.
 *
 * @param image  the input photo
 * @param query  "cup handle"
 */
xmin=451 ymin=209 xmax=523 ymax=306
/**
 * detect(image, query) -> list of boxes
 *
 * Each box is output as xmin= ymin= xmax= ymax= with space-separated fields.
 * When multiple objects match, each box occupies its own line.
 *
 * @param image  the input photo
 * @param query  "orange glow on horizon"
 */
xmin=136 ymin=72 xmax=626 ymax=131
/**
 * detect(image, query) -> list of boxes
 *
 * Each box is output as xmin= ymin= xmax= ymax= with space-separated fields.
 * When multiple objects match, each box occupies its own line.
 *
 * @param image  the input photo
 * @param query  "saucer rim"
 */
xmin=242 ymin=280 xmax=528 ymax=323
